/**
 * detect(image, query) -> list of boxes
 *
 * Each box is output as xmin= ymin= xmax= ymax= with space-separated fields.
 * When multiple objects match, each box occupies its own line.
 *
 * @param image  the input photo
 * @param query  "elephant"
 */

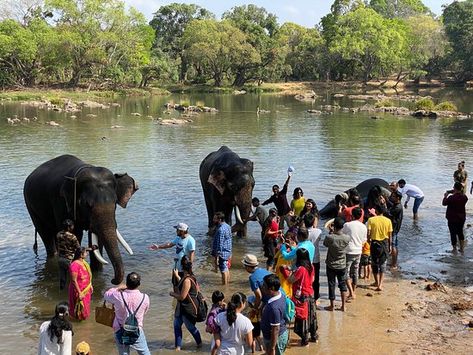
xmin=24 ymin=154 xmax=138 ymax=285
xmin=200 ymin=146 xmax=255 ymax=237
xmin=319 ymin=178 xmax=391 ymax=219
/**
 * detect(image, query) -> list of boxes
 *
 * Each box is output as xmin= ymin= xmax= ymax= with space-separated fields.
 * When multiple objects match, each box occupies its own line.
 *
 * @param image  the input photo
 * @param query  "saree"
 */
xmin=274 ymin=249 xmax=293 ymax=298
xmin=69 ymin=259 xmax=92 ymax=320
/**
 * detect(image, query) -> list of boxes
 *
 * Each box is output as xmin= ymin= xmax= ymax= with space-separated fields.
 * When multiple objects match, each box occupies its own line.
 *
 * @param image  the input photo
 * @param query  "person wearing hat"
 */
xmin=149 ymin=222 xmax=195 ymax=272
xmin=76 ymin=341 xmax=90 ymax=355
xmin=387 ymin=190 xmax=403 ymax=269
xmin=242 ymin=254 xmax=271 ymax=353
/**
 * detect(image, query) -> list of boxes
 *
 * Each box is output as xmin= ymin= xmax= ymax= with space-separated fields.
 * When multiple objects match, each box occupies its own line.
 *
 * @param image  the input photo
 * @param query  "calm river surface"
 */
xmin=1 ymin=89 xmax=473 ymax=354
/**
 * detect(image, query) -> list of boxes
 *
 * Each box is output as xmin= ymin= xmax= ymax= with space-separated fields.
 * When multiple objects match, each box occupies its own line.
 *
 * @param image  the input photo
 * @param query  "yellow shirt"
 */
xmin=274 ymin=249 xmax=293 ymax=298
xmin=367 ymin=215 xmax=393 ymax=241
xmin=362 ymin=241 xmax=370 ymax=255
xmin=291 ymin=197 xmax=306 ymax=216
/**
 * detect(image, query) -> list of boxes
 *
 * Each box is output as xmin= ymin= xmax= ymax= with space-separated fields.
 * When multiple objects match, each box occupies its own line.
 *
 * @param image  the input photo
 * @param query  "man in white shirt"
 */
xmin=397 ymin=179 xmax=424 ymax=220
xmin=341 ymin=207 xmax=367 ymax=300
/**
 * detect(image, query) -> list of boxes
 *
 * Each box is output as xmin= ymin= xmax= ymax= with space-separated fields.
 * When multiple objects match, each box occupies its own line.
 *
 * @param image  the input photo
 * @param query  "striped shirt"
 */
xmin=104 ymin=288 xmax=150 ymax=332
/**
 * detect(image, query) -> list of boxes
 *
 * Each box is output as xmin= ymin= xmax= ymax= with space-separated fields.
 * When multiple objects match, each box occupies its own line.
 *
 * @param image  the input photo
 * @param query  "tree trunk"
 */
xmin=232 ymin=70 xmax=247 ymax=87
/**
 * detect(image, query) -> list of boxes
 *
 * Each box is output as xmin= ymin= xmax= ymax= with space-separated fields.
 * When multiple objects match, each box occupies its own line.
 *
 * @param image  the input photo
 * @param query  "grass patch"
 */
xmin=434 ymin=101 xmax=457 ymax=112
xmin=375 ymin=98 xmax=396 ymax=108
xmin=415 ymin=97 xmax=435 ymax=110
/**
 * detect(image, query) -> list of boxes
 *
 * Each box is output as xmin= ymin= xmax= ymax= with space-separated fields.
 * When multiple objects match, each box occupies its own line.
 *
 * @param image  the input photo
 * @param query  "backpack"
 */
xmin=118 ymin=292 xmax=145 ymax=345
xmin=181 ymin=277 xmax=208 ymax=322
xmin=284 ymin=295 xmax=296 ymax=323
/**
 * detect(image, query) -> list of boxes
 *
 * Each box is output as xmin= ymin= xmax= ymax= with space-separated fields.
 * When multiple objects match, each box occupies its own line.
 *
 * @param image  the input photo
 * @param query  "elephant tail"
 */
xmin=33 ymin=230 xmax=38 ymax=255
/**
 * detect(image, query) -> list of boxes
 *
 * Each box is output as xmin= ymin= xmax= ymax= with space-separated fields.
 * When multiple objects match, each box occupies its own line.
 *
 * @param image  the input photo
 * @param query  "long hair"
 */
xmin=181 ymin=255 xmax=194 ymax=276
xmin=226 ymin=292 xmax=246 ymax=327
xmin=73 ymin=247 xmax=87 ymax=261
xmin=300 ymin=198 xmax=319 ymax=218
xmin=47 ymin=302 xmax=73 ymax=344
xmin=295 ymin=248 xmax=313 ymax=274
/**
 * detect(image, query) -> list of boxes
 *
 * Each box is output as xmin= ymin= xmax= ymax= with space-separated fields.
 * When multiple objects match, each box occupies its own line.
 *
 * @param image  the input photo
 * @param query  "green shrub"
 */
xmin=415 ymin=97 xmax=435 ymax=111
xmin=375 ymin=98 xmax=395 ymax=108
xmin=434 ymin=101 xmax=457 ymax=112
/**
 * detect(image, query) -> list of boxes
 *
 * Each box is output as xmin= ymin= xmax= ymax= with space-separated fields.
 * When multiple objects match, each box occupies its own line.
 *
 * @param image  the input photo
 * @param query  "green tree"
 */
xmin=442 ymin=0 xmax=473 ymax=82
xmin=329 ymin=6 xmax=408 ymax=82
xmin=0 ymin=19 xmax=37 ymax=86
xmin=369 ymin=0 xmax=430 ymax=19
xmin=399 ymin=15 xmax=447 ymax=84
xmin=182 ymin=19 xmax=259 ymax=86
xmin=149 ymin=3 xmax=214 ymax=82
xmin=222 ymin=4 xmax=282 ymax=86
xmin=45 ymin=0 xmax=153 ymax=87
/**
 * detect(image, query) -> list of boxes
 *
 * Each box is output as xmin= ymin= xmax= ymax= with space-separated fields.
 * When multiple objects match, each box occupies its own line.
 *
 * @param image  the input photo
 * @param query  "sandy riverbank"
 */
xmin=284 ymin=274 xmax=473 ymax=355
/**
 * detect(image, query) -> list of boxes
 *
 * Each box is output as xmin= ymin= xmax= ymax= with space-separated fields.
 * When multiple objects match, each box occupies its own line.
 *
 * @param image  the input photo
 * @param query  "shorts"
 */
xmin=391 ymin=233 xmax=398 ymax=248
xmin=263 ymin=238 xmax=277 ymax=266
xmin=371 ymin=261 xmax=387 ymax=274
xmin=218 ymin=257 xmax=231 ymax=272
xmin=360 ymin=254 xmax=371 ymax=266
xmin=252 ymin=321 xmax=261 ymax=337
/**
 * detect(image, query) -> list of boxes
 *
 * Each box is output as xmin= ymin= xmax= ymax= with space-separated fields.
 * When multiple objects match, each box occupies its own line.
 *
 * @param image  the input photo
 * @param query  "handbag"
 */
xmin=95 ymin=301 xmax=115 ymax=327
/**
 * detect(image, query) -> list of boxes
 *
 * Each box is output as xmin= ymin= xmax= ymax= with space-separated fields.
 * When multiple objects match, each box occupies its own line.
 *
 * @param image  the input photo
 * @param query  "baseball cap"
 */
xmin=173 ymin=222 xmax=188 ymax=231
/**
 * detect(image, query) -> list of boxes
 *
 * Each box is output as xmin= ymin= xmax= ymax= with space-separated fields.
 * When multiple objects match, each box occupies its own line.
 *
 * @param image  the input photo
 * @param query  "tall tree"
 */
xmin=442 ymin=0 xmax=473 ymax=82
xmin=149 ymin=3 xmax=214 ymax=82
xmin=369 ymin=0 xmax=430 ymax=18
xmin=329 ymin=6 xmax=408 ymax=82
xmin=222 ymin=4 xmax=281 ymax=86
xmin=182 ymin=19 xmax=259 ymax=86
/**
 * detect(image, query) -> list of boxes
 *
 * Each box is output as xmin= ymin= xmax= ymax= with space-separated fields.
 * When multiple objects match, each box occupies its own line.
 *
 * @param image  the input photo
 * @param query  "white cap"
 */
xmin=173 ymin=222 xmax=189 ymax=232
xmin=288 ymin=165 xmax=295 ymax=173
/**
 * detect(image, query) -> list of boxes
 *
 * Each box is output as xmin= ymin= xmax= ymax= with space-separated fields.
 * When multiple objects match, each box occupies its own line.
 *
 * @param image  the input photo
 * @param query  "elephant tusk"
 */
xmin=234 ymin=205 xmax=244 ymax=225
xmin=116 ymin=229 xmax=134 ymax=255
xmin=91 ymin=233 xmax=109 ymax=265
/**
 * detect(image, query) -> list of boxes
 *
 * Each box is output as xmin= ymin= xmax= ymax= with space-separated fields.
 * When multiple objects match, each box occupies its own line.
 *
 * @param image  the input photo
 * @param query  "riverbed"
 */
xmin=1 ymin=89 xmax=473 ymax=353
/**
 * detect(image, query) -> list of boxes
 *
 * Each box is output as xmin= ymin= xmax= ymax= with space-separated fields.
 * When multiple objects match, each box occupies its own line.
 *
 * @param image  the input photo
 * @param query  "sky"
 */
xmin=123 ymin=0 xmax=455 ymax=27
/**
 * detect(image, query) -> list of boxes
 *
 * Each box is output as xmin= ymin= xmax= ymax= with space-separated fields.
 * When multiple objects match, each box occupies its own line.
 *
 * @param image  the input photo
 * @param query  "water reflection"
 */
xmin=0 ymin=91 xmax=473 ymax=353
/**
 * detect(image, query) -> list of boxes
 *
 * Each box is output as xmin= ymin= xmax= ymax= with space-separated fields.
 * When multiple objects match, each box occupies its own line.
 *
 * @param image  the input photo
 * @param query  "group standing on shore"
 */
xmin=38 ymin=160 xmax=470 ymax=355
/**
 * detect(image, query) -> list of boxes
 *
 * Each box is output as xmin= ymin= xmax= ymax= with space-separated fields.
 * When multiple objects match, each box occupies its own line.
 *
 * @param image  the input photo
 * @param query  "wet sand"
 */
xmin=285 ymin=274 xmax=473 ymax=355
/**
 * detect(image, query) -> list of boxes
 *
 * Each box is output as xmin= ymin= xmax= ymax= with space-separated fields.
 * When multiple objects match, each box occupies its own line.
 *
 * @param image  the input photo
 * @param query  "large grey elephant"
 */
xmin=199 ymin=146 xmax=255 ymax=237
xmin=319 ymin=178 xmax=391 ymax=219
xmin=24 ymin=154 xmax=138 ymax=285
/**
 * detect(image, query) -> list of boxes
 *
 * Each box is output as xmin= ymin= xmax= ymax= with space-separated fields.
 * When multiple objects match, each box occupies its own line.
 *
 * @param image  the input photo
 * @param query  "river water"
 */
xmin=1 ymin=89 xmax=473 ymax=354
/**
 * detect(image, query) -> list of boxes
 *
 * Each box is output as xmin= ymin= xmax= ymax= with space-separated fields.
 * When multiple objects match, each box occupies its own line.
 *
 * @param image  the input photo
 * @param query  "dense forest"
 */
xmin=0 ymin=0 xmax=472 ymax=89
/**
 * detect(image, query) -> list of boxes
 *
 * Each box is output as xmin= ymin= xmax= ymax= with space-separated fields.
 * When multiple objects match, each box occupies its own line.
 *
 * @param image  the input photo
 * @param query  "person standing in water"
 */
xmin=443 ymin=182 xmax=468 ymax=254
xmin=397 ymin=179 xmax=424 ymax=220
xmin=453 ymin=161 xmax=468 ymax=194
xmin=263 ymin=173 xmax=292 ymax=229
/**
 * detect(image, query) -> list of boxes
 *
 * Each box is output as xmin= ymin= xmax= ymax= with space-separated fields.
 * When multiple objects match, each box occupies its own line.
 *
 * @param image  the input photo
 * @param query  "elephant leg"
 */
xmin=27 ymin=207 xmax=57 ymax=256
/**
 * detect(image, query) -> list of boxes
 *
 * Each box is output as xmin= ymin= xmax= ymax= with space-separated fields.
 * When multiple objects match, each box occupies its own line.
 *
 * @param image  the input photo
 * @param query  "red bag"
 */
xmin=293 ymin=298 xmax=308 ymax=320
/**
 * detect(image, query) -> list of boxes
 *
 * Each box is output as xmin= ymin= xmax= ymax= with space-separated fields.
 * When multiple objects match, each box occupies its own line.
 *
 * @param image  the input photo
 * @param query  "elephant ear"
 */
xmin=115 ymin=173 xmax=138 ymax=208
xmin=207 ymin=168 xmax=226 ymax=195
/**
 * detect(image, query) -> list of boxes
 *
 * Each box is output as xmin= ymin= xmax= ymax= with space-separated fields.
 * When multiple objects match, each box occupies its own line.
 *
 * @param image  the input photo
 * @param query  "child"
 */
xmin=247 ymin=295 xmax=264 ymax=353
xmin=206 ymin=290 xmax=226 ymax=355
xmin=263 ymin=208 xmax=281 ymax=271
xmin=359 ymin=241 xmax=371 ymax=280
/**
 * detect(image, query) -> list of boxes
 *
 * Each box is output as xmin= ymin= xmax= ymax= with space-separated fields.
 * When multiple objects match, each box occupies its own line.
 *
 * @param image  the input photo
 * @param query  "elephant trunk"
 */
xmin=90 ymin=205 xmax=124 ymax=285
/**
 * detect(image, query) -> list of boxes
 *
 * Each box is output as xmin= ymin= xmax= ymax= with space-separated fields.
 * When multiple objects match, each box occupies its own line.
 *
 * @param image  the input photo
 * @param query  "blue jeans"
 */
xmin=412 ymin=196 xmax=424 ymax=214
xmin=174 ymin=313 xmax=202 ymax=348
xmin=114 ymin=328 xmax=151 ymax=355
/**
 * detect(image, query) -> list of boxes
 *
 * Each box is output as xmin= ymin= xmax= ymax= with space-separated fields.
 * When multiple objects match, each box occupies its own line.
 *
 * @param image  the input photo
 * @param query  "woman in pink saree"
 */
xmin=68 ymin=247 xmax=93 ymax=320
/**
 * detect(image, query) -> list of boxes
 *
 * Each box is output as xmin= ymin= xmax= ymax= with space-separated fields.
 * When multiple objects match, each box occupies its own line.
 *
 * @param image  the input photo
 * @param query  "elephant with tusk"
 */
xmin=200 ymin=146 xmax=255 ymax=237
xmin=24 ymin=154 xmax=138 ymax=285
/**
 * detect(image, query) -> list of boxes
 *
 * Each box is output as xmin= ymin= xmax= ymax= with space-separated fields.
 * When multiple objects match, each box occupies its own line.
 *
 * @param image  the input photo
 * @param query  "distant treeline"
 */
xmin=0 ymin=0 xmax=472 ymax=89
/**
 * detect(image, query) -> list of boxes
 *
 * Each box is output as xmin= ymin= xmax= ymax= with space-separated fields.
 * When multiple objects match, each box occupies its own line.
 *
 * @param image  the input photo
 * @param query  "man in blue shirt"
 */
xmin=261 ymin=274 xmax=288 ymax=355
xmin=281 ymin=227 xmax=315 ymax=263
xmin=211 ymin=212 xmax=232 ymax=285
xmin=149 ymin=222 xmax=196 ymax=272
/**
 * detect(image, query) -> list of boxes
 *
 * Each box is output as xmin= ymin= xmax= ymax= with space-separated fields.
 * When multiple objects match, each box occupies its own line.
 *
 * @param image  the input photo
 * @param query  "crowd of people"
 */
xmin=37 ymin=162 xmax=470 ymax=355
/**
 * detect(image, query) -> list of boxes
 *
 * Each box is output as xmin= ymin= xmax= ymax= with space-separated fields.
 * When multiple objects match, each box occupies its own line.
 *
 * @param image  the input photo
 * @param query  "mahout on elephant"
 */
xmin=199 ymin=146 xmax=255 ymax=237
xmin=319 ymin=178 xmax=391 ymax=219
xmin=24 ymin=154 xmax=138 ymax=285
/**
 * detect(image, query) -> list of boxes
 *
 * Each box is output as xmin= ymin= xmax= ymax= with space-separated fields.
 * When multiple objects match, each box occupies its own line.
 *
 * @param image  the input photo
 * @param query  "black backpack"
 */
xmin=181 ymin=277 xmax=208 ymax=322
xmin=118 ymin=292 xmax=145 ymax=345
